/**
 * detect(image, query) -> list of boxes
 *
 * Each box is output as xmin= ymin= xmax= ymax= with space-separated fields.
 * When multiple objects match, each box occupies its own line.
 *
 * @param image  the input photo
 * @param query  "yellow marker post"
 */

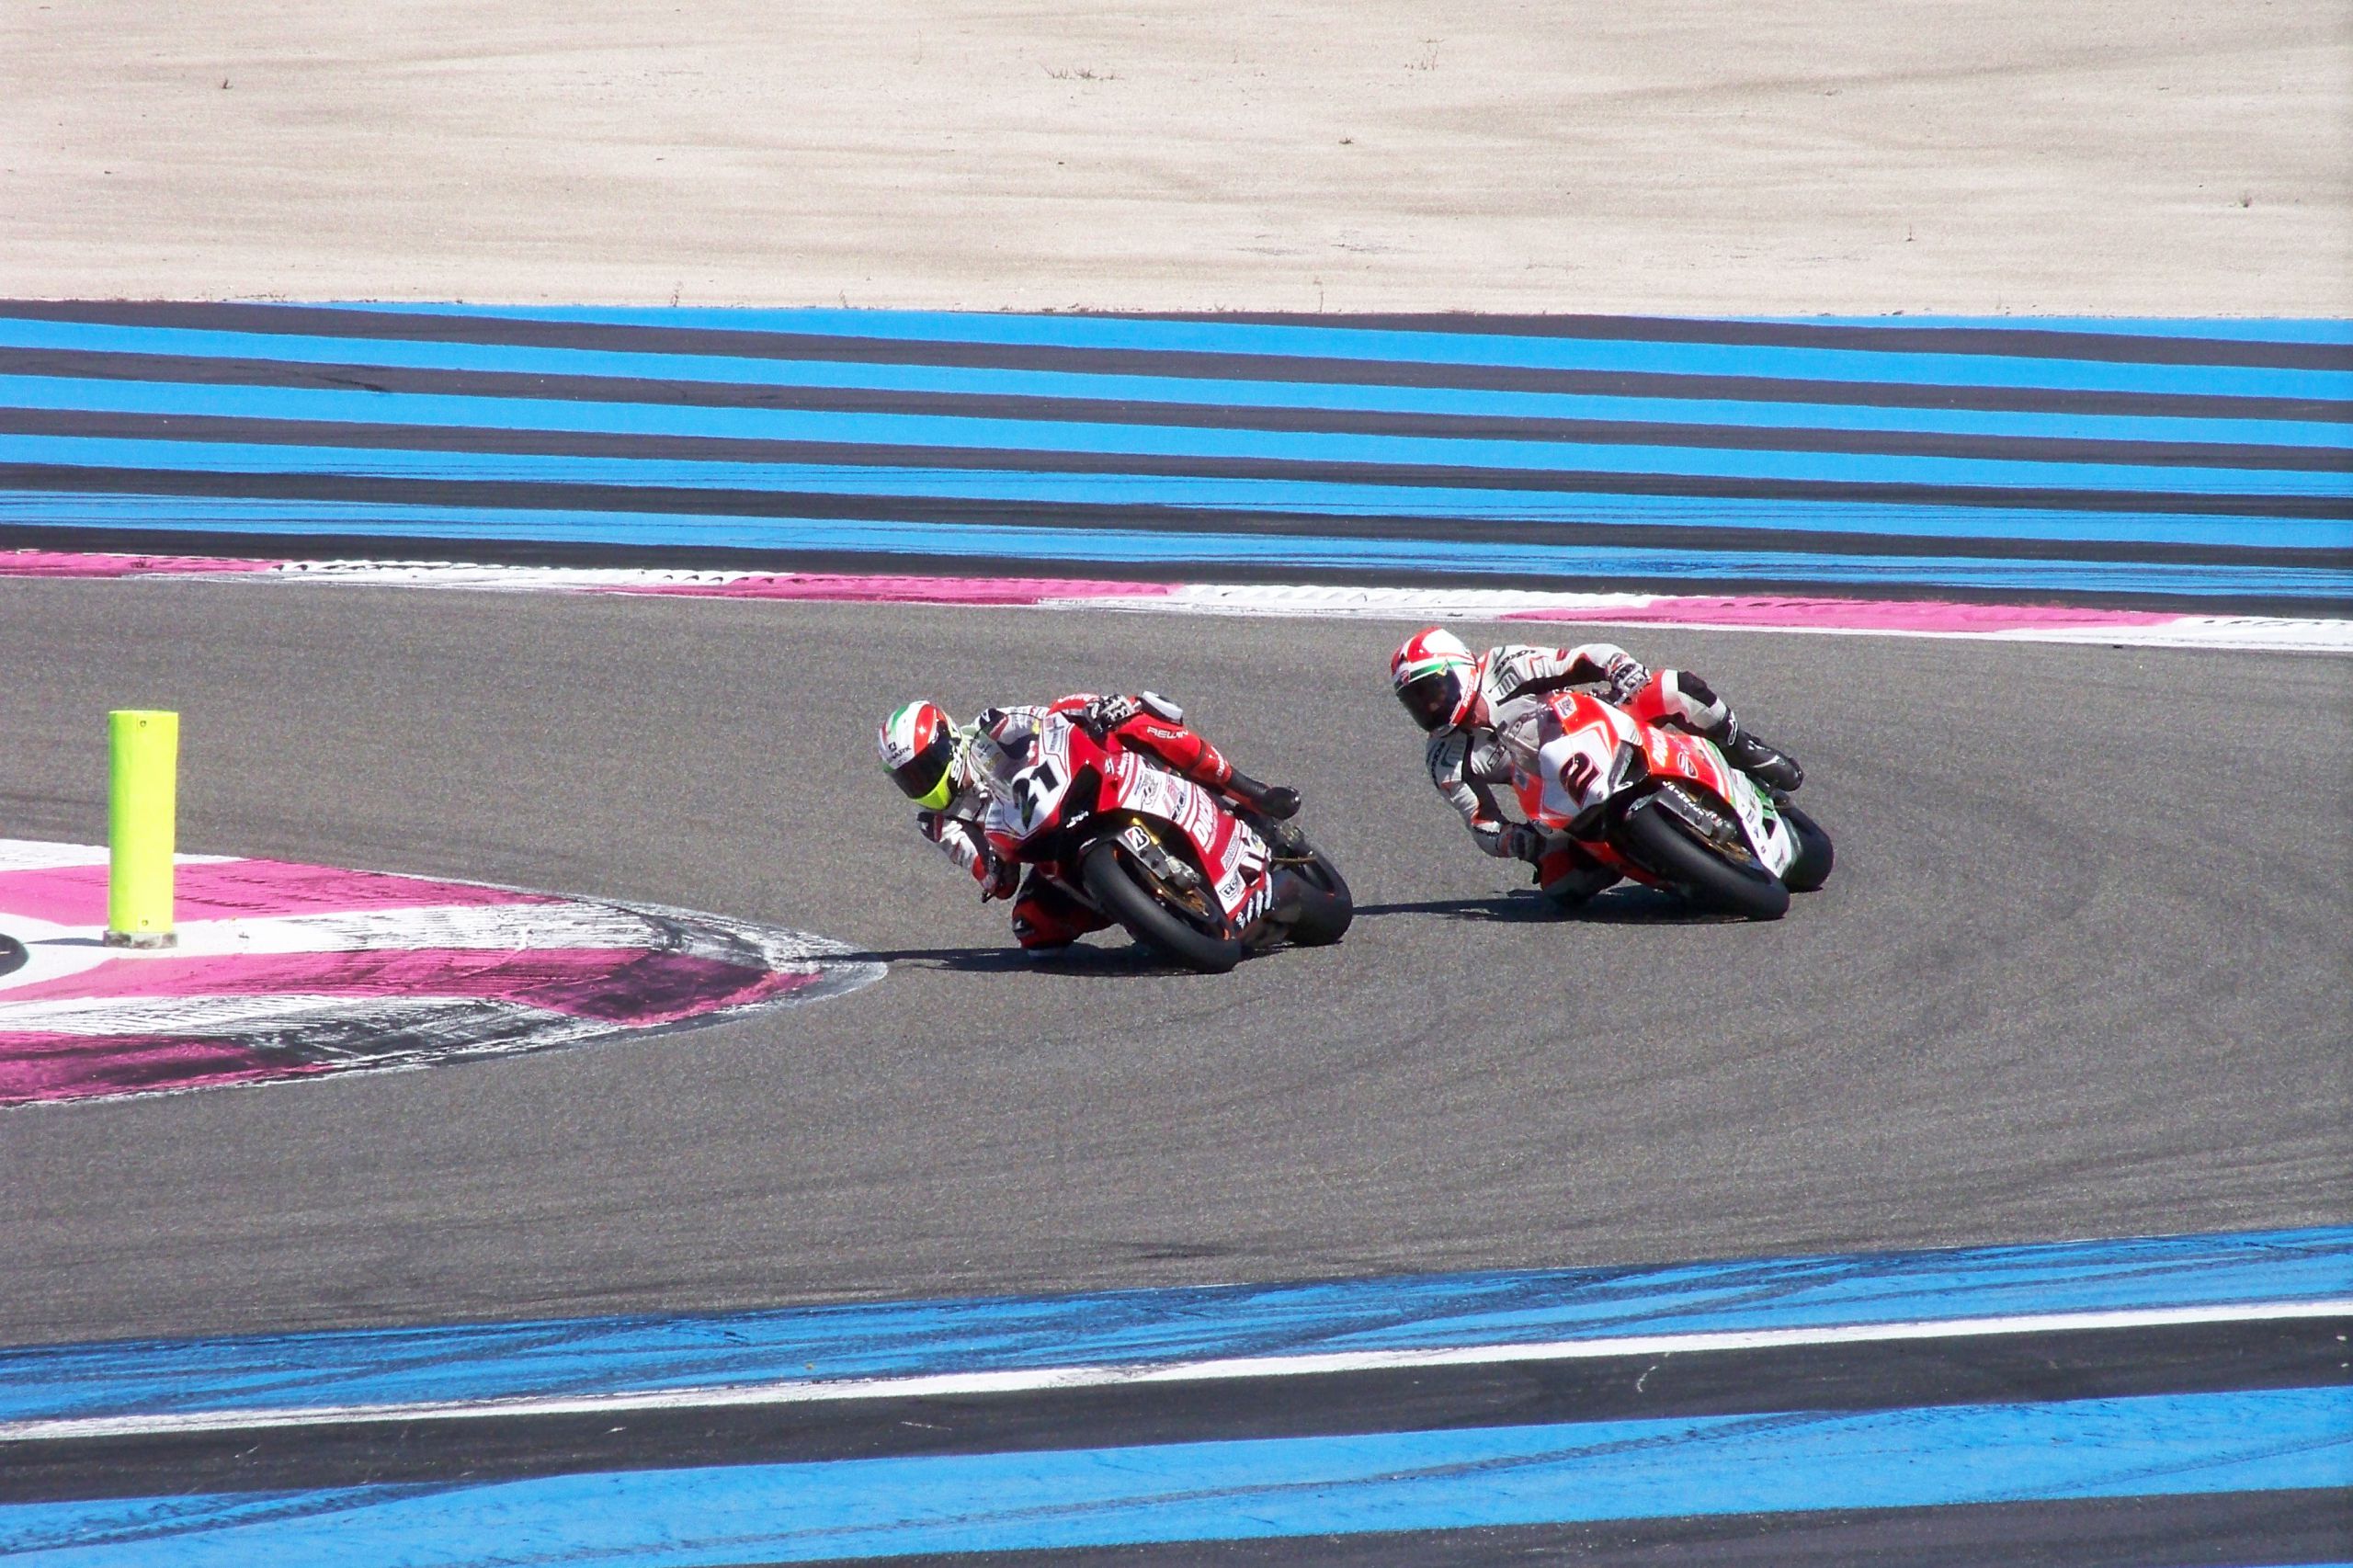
xmin=106 ymin=710 xmax=179 ymax=949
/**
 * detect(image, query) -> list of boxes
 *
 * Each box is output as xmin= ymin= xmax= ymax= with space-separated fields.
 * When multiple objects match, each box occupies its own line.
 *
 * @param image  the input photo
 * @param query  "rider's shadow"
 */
xmin=1355 ymin=885 xmax=1725 ymax=926
xmin=1352 ymin=894 xmax=1556 ymax=925
xmin=1567 ymin=885 xmax=1737 ymax=924
xmin=858 ymin=888 xmax=1731 ymax=973
xmin=845 ymin=943 xmax=1172 ymax=975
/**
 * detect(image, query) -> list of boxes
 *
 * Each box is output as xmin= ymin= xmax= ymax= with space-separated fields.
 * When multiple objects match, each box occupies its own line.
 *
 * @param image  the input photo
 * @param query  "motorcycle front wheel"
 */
xmin=1618 ymin=801 xmax=1790 ymax=921
xmin=1080 ymin=839 xmax=1245 ymax=973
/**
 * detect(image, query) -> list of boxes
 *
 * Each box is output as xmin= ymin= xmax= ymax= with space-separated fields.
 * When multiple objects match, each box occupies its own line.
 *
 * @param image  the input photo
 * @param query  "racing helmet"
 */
xmin=878 ymin=699 xmax=961 ymax=809
xmin=1391 ymin=628 xmax=1475 ymax=733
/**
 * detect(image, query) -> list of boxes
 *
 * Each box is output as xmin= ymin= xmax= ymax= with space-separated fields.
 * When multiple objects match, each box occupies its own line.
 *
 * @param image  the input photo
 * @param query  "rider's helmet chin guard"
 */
xmin=1390 ymin=627 xmax=1475 ymax=733
xmin=878 ymin=699 xmax=961 ymax=810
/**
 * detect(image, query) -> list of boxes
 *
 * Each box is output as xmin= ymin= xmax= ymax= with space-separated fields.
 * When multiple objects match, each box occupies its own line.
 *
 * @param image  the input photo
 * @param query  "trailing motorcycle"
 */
xmin=984 ymin=713 xmax=1350 ymax=971
xmin=1505 ymin=689 xmax=1832 ymax=920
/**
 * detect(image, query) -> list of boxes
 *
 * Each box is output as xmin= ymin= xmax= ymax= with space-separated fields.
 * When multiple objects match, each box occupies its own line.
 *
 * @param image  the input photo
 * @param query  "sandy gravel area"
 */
xmin=3 ymin=1 xmax=2347 ymax=312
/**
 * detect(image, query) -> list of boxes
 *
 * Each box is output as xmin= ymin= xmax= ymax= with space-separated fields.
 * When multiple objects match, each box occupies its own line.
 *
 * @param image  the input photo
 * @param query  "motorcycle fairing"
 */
xmin=985 ymin=718 xmax=1080 ymax=850
xmin=984 ymin=716 xmax=1274 ymax=925
xmin=1715 ymin=762 xmax=1799 ymax=877
xmin=1101 ymin=751 xmax=1271 ymax=920
xmin=1642 ymin=727 xmax=1798 ymax=878
xmin=1525 ymin=691 xmax=1798 ymax=879
xmin=1532 ymin=691 xmax=1642 ymax=823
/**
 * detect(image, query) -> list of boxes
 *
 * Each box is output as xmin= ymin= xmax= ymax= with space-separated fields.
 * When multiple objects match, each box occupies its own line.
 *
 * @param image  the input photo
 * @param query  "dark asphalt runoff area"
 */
xmin=1 ymin=579 xmax=2346 ymax=1346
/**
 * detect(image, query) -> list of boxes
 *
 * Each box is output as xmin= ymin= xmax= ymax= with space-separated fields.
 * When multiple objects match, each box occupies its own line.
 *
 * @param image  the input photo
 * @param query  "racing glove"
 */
xmin=1077 ymin=693 xmax=1143 ymax=738
xmin=1602 ymin=653 xmax=1652 ymax=704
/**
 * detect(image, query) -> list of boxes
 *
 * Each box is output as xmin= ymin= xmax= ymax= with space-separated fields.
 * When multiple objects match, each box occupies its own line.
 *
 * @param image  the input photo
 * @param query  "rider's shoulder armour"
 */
xmin=1481 ymin=646 xmax=1548 ymax=700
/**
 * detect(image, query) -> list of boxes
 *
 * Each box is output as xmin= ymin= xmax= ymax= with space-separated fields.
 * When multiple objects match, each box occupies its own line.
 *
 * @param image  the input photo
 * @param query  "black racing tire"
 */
xmin=1079 ymin=839 xmax=1245 ymax=973
xmin=1618 ymin=801 xmax=1790 ymax=921
xmin=1779 ymin=801 xmax=1834 ymax=893
xmin=1282 ymin=845 xmax=1354 ymax=946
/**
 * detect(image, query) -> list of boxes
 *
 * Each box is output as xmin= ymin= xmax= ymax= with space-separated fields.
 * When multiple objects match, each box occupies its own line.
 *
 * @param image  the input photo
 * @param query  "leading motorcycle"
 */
xmin=984 ymin=713 xmax=1350 ymax=971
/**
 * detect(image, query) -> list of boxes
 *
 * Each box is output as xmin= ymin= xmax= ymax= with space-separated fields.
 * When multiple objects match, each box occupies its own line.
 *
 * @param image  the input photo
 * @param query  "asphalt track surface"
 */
xmin=1 ymin=578 xmax=2347 ymax=1347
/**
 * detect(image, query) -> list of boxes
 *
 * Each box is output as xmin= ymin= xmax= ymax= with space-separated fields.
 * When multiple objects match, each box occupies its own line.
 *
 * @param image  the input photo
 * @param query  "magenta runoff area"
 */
xmin=11 ymin=548 xmax=2348 ymax=652
xmin=0 ymin=843 xmax=881 ymax=1108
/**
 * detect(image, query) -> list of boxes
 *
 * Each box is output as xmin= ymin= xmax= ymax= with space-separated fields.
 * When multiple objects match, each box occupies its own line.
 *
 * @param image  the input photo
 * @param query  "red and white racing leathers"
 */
xmin=915 ymin=694 xmax=1247 ymax=948
xmin=1425 ymin=643 xmax=1744 ymax=903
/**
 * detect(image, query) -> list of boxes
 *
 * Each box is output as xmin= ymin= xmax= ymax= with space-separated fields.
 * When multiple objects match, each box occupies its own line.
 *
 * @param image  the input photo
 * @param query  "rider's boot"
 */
xmin=1535 ymin=843 xmax=1616 ymax=910
xmin=1224 ymin=770 xmax=1302 ymax=820
xmin=1716 ymin=719 xmax=1803 ymax=792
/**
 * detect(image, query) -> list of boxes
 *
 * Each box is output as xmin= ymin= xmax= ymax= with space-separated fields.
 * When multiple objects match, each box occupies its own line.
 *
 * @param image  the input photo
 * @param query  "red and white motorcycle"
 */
xmin=984 ymin=714 xmax=1351 ymax=972
xmin=1505 ymin=689 xmax=1832 ymax=920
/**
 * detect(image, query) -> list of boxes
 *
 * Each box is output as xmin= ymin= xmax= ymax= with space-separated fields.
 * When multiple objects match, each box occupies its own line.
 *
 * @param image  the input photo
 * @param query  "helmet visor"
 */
xmin=889 ymin=730 xmax=957 ymax=807
xmin=1397 ymin=669 xmax=1462 ymax=732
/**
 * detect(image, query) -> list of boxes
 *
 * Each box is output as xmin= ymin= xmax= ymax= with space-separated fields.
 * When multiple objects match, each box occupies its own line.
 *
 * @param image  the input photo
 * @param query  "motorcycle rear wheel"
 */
xmin=1779 ymin=801 xmax=1834 ymax=892
xmin=1080 ymin=840 xmax=1245 ymax=973
xmin=1619 ymin=801 xmax=1790 ymax=921
xmin=1282 ymin=845 xmax=1354 ymax=946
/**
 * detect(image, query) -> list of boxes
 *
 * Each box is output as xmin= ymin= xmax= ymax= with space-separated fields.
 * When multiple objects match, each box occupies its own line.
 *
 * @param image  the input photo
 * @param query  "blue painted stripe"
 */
xmin=3 ymin=377 xmax=2344 ymax=498
xmin=5 ymin=493 xmax=2347 ymax=600
xmin=6 ymin=1229 xmax=2345 ymax=1424
xmin=9 ymin=437 xmax=2341 ymax=551
xmin=332 ymin=304 xmax=2353 ymax=400
xmin=6 ymin=309 xmax=2344 ymax=602
xmin=2 ymin=1389 xmax=2346 ymax=1565
xmin=4 ymin=317 xmax=2346 ymax=448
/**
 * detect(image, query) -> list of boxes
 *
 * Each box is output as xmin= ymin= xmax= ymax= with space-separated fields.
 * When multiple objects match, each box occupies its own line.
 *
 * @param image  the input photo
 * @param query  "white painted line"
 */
xmin=0 ymin=843 xmax=240 ymax=874
xmin=139 ymin=903 xmax=659 ymax=960
xmin=1098 ymin=585 xmax=2353 ymax=653
xmin=0 ymin=843 xmax=112 ymax=874
xmin=1994 ymin=619 xmax=2353 ymax=653
xmin=6 ymin=1296 xmax=2343 ymax=1444
xmin=0 ymin=992 xmax=559 ymax=1037
xmin=8 ymin=554 xmax=2347 ymax=653
xmin=0 ymin=904 xmax=669 ymax=1003
xmin=1142 ymin=584 xmax=1666 ymax=619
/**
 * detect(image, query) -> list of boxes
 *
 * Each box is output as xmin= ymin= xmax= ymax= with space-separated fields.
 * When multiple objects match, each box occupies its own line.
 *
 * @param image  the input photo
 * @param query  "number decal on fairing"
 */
xmin=1013 ymin=758 xmax=1065 ymax=832
xmin=1543 ymin=726 xmax=1614 ymax=817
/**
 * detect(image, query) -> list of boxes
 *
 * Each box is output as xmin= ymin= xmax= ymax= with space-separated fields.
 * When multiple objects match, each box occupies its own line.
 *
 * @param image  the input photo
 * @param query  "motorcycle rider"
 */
xmin=1388 ymin=627 xmax=1803 ymax=907
xmin=879 ymin=692 xmax=1301 ymax=949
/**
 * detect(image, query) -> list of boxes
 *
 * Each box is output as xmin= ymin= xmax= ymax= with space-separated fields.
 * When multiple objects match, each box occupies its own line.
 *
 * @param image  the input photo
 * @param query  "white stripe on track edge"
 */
xmin=7 ymin=555 xmax=2347 ymax=653
xmin=6 ymin=1297 xmax=2345 ymax=1444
